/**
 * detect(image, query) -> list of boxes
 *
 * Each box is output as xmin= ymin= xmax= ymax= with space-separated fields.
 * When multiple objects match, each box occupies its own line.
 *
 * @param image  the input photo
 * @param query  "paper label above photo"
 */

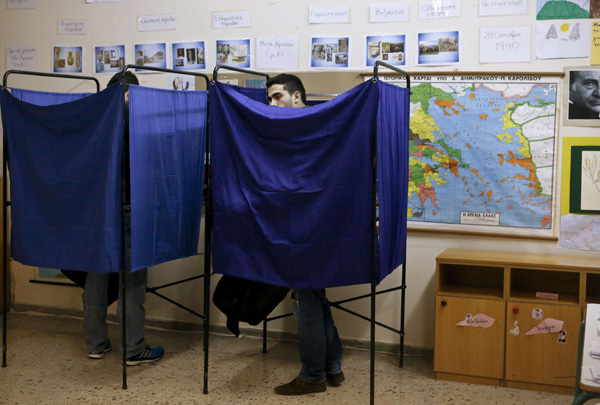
xmin=309 ymin=6 xmax=350 ymax=23
xmin=480 ymin=26 xmax=531 ymax=63
xmin=370 ymin=4 xmax=410 ymax=22
xmin=6 ymin=45 xmax=37 ymax=71
xmin=456 ymin=313 xmax=495 ymax=329
xmin=8 ymin=0 xmax=35 ymax=9
xmin=137 ymin=14 xmax=176 ymax=31
xmin=419 ymin=0 xmax=461 ymax=19
xmin=58 ymin=20 xmax=87 ymax=35
xmin=480 ymin=0 xmax=527 ymax=16
xmin=524 ymin=318 xmax=564 ymax=335
xmin=213 ymin=11 xmax=251 ymax=29
xmin=256 ymin=36 xmax=298 ymax=69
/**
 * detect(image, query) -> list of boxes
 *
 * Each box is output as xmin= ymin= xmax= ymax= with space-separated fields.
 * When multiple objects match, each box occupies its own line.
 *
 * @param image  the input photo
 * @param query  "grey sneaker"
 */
xmin=88 ymin=343 xmax=111 ymax=359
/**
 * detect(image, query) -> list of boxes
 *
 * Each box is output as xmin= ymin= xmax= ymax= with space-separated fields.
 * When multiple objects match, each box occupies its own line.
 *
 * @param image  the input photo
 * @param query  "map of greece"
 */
xmin=406 ymin=77 xmax=558 ymax=229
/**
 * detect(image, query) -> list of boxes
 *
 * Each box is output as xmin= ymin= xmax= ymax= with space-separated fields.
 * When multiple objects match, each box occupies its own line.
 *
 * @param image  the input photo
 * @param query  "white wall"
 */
xmin=1 ymin=0 xmax=599 ymax=351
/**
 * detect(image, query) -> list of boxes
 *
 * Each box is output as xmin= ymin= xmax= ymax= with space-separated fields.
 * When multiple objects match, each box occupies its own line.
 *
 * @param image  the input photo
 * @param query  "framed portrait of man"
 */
xmin=564 ymin=66 xmax=600 ymax=127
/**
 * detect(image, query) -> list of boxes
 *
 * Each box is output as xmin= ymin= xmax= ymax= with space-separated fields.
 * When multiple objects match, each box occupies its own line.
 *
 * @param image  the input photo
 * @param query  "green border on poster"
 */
xmin=569 ymin=145 xmax=600 ymax=214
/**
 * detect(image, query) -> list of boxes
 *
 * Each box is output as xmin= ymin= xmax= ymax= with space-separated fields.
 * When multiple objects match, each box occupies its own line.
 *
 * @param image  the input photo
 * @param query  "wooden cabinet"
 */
xmin=505 ymin=301 xmax=580 ymax=390
xmin=434 ymin=296 xmax=505 ymax=380
xmin=434 ymin=249 xmax=600 ymax=395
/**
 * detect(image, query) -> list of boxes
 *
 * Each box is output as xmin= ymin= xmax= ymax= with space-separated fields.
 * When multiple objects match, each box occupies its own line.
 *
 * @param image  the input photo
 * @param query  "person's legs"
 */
xmin=322 ymin=291 xmax=343 ymax=375
xmin=293 ymin=288 xmax=327 ymax=383
xmin=117 ymin=267 xmax=148 ymax=358
xmin=83 ymin=272 xmax=111 ymax=355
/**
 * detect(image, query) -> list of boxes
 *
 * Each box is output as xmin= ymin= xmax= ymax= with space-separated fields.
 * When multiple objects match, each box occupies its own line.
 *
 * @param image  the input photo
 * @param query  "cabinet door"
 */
xmin=434 ymin=296 xmax=505 ymax=378
xmin=505 ymin=301 xmax=581 ymax=387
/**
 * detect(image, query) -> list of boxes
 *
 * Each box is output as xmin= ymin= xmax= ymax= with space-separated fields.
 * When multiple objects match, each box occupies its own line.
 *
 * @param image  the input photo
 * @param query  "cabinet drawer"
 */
xmin=434 ymin=296 xmax=505 ymax=379
xmin=505 ymin=301 xmax=581 ymax=387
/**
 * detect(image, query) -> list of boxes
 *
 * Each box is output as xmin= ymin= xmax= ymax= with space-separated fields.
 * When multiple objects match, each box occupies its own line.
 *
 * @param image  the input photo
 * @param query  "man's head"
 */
xmin=267 ymin=74 xmax=306 ymax=108
xmin=107 ymin=71 xmax=139 ymax=105
xmin=570 ymin=70 xmax=600 ymax=118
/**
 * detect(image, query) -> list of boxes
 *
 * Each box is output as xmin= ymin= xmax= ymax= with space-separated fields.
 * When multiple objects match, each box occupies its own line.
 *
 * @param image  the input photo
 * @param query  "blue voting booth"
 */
xmin=1 ymin=63 xmax=410 ymax=404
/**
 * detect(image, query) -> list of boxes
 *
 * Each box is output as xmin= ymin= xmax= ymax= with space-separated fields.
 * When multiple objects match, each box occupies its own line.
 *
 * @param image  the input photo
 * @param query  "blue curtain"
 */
xmin=377 ymin=82 xmax=409 ymax=279
xmin=0 ymin=85 xmax=124 ymax=273
xmin=128 ymin=86 xmax=207 ymax=270
xmin=210 ymin=80 xmax=380 ymax=289
xmin=226 ymin=83 xmax=267 ymax=104
xmin=11 ymin=88 xmax=92 ymax=106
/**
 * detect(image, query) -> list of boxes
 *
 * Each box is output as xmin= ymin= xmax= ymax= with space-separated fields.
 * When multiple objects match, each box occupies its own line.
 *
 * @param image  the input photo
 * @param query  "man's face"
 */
xmin=571 ymin=71 xmax=600 ymax=114
xmin=267 ymin=84 xmax=302 ymax=108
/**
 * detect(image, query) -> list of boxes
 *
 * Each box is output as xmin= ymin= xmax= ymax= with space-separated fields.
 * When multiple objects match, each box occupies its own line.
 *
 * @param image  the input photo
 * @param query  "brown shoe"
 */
xmin=326 ymin=371 xmax=345 ymax=386
xmin=274 ymin=376 xmax=327 ymax=396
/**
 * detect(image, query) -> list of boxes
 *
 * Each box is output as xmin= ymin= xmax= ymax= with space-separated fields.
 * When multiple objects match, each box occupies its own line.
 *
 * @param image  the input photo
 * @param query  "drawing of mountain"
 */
xmin=537 ymin=0 xmax=590 ymax=19
xmin=546 ymin=24 xmax=559 ymax=38
xmin=569 ymin=22 xmax=581 ymax=40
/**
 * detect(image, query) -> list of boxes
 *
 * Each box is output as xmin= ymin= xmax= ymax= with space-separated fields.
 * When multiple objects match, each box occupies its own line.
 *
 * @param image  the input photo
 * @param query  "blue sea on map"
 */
xmin=408 ymin=83 xmax=556 ymax=229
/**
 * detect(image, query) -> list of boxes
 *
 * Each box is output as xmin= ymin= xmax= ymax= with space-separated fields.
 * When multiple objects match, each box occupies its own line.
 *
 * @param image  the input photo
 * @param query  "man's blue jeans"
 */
xmin=292 ymin=288 xmax=343 ymax=383
xmin=82 ymin=268 xmax=148 ymax=358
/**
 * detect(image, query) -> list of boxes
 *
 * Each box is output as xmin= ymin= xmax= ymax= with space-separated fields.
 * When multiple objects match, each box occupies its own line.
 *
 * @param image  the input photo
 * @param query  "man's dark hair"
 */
xmin=267 ymin=74 xmax=306 ymax=104
xmin=107 ymin=71 xmax=139 ymax=90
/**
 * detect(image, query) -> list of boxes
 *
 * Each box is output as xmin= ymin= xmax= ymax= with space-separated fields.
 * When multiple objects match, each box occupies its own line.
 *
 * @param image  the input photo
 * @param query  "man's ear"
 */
xmin=292 ymin=91 xmax=301 ymax=105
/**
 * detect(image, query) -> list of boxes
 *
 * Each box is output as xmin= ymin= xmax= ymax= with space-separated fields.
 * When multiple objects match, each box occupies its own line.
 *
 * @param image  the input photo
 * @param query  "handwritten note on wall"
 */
xmin=137 ymin=14 xmax=176 ymax=31
xmin=256 ymin=37 xmax=298 ymax=69
xmin=6 ymin=45 xmax=37 ymax=71
xmin=309 ymin=6 xmax=350 ymax=23
xmin=8 ymin=0 xmax=35 ymax=9
xmin=58 ymin=20 xmax=87 ymax=35
xmin=370 ymin=4 xmax=409 ymax=22
xmin=593 ymin=21 xmax=600 ymax=65
xmin=480 ymin=26 xmax=531 ymax=63
xmin=419 ymin=0 xmax=461 ymax=19
xmin=213 ymin=11 xmax=251 ymax=29
xmin=479 ymin=0 xmax=527 ymax=16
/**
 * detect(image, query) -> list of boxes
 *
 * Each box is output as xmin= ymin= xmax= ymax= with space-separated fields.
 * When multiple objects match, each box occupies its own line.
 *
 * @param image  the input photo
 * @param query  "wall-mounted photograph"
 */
xmin=171 ymin=41 xmax=205 ymax=70
xmin=215 ymin=38 xmax=250 ymax=68
xmin=310 ymin=36 xmax=350 ymax=69
xmin=53 ymin=46 xmax=83 ymax=73
xmin=94 ymin=45 xmax=125 ymax=74
xmin=365 ymin=34 xmax=406 ymax=67
xmin=564 ymin=66 xmax=600 ymax=126
xmin=416 ymin=31 xmax=460 ymax=66
xmin=134 ymin=42 xmax=167 ymax=71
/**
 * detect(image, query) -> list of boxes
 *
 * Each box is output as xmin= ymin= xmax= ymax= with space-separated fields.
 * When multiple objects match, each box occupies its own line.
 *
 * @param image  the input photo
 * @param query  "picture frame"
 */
xmin=563 ymin=66 xmax=600 ymax=127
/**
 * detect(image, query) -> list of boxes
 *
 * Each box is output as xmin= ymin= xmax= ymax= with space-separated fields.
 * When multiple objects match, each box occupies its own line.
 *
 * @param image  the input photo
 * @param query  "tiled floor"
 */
xmin=0 ymin=312 xmax=575 ymax=404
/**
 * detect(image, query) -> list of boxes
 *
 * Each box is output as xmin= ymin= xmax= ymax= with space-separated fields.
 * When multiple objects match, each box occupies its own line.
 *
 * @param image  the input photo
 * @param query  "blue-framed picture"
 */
xmin=216 ymin=38 xmax=250 ymax=68
xmin=53 ymin=46 xmax=83 ymax=73
xmin=416 ymin=31 xmax=460 ymax=66
xmin=365 ymin=35 xmax=406 ymax=67
xmin=134 ymin=42 xmax=167 ymax=71
xmin=310 ymin=37 xmax=350 ymax=68
xmin=172 ymin=41 xmax=206 ymax=71
xmin=94 ymin=45 xmax=125 ymax=74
